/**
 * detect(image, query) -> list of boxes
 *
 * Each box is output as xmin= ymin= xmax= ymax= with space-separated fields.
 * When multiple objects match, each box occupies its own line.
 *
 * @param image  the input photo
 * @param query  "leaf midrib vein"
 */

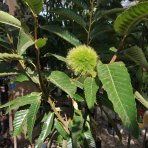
xmin=106 ymin=65 xmax=130 ymax=123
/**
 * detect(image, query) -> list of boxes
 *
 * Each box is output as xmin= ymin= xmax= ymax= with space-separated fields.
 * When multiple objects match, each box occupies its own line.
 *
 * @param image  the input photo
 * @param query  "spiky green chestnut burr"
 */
xmin=66 ymin=45 xmax=98 ymax=76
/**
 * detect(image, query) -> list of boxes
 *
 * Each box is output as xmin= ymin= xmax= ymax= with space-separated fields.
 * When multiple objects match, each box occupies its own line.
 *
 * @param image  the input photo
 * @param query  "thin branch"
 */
xmin=86 ymin=0 xmax=95 ymax=45
xmin=47 ymin=97 xmax=70 ymax=134
xmin=110 ymin=35 xmax=126 ymax=63
xmin=34 ymin=15 xmax=48 ymax=96
xmin=33 ymin=15 xmax=70 ymax=135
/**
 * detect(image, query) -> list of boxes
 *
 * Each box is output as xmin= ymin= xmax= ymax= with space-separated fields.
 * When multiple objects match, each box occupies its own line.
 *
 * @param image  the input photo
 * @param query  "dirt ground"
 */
xmin=95 ymin=108 xmax=146 ymax=148
xmin=100 ymin=128 xmax=144 ymax=148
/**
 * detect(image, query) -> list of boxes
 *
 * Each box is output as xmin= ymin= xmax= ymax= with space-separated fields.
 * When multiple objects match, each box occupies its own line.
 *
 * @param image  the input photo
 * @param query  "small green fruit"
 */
xmin=66 ymin=45 xmax=98 ymax=76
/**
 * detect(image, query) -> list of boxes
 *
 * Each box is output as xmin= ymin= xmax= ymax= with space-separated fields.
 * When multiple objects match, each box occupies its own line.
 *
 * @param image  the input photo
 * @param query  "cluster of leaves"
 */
xmin=0 ymin=0 xmax=148 ymax=147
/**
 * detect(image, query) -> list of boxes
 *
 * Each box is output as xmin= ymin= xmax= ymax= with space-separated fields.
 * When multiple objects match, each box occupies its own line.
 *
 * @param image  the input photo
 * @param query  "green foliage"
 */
xmin=0 ymin=11 xmax=21 ymax=28
xmin=83 ymin=123 xmax=96 ymax=148
xmin=55 ymin=119 xmax=69 ymax=140
xmin=124 ymin=46 xmax=148 ymax=70
xmin=97 ymin=62 xmax=139 ymax=137
xmin=2 ymin=92 xmax=41 ymax=142
xmin=53 ymin=8 xmax=87 ymax=28
xmin=27 ymin=99 xmax=41 ymax=142
xmin=71 ymin=110 xmax=84 ymax=147
xmin=24 ymin=0 xmax=43 ymax=15
xmin=90 ymin=28 xmax=114 ymax=41
xmin=36 ymin=112 xmax=54 ymax=147
xmin=114 ymin=2 xmax=148 ymax=35
xmin=0 ymin=71 xmax=19 ymax=76
xmin=48 ymin=71 xmax=77 ymax=97
xmin=0 ymin=92 xmax=41 ymax=111
xmin=35 ymin=38 xmax=48 ymax=49
xmin=109 ymin=47 xmax=117 ymax=52
xmin=17 ymin=29 xmax=34 ymax=55
xmin=0 ymin=37 xmax=10 ymax=49
xmin=84 ymin=77 xmax=99 ymax=110
xmin=73 ymin=78 xmax=84 ymax=89
xmin=94 ymin=8 xmax=125 ymax=21
xmin=0 ymin=1 xmax=148 ymax=147
xmin=41 ymin=25 xmax=81 ymax=46
xmin=13 ymin=74 xmax=29 ymax=82
xmin=73 ymin=94 xmax=84 ymax=102
xmin=44 ymin=53 xmax=66 ymax=62
xmin=135 ymin=91 xmax=148 ymax=109
xmin=13 ymin=110 xmax=28 ymax=136
xmin=0 ymin=53 xmax=23 ymax=61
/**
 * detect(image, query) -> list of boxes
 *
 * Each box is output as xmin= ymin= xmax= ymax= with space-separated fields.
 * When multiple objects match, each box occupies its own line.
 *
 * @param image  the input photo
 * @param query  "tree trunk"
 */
xmin=6 ymin=0 xmax=18 ymax=15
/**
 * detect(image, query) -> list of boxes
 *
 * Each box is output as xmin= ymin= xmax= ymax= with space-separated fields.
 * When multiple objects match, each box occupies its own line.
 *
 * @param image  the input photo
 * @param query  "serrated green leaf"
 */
xmin=25 ymin=0 xmax=43 ymax=15
xmin=53 ymin=8 xmax=86 ymax=28
xmin=44 ymin=53 xmax=66 ymax=62
xmin=73 ymin=79 xmax=84 ymax=89
xmin=90 ymin=29 xmax=114 ymax=40
xmin=73 ymin=94 xmax=84 ymax=102
xmin=0 ymin=92 xmax=41 ymax=110
xmin=135 ymin=91 xmax=148 ymax=108
xmin=13 ymin=109 xmax=28 ymax=136
xmin=124 ymin=46 xmax=148 ymax=70
xmin=5 ymin=104 xmax=20 ymax=114
xmin=83 ymin=123 xmax=96 ymax=148
xmin=97 ymin=62 xmax=139 ymax=138
xmin=13 ymin=74 xmax=29 ymax=82
xmin=35 ymin=38 xmax=47 ymax=49
xmin=0 ymin=11 xmax=21 ymax=28
xmin=35 ymin=112 xmax=54 ymax=148
xmin=48 ymin=71 xmax=76 ymax=97
xmin=75 ymin=76 xmax=86 ymax=89
xmin=41 ymin=25 xmax=81 ymax=46
xmin=84 ymin=77 xmax=99 ymax=111
xmin=27 ymin=99 xmax=41 ymax=143
xmin=71 ymin=110 xmax=84 ymax=148
xmin=0 ymin=53 xmax=23 ymax=61
xmin=17 ymin=29 xmax=34 ymax=55
xmin=55 ymin=119 xmax=69 ymax=140
xmin=5 ymin=92 xmax=41 ymax=114
xmin=94 ymin=8 xmax=125 ymax=21
xmin=114 ymin=2 xmax=148 ymax=35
